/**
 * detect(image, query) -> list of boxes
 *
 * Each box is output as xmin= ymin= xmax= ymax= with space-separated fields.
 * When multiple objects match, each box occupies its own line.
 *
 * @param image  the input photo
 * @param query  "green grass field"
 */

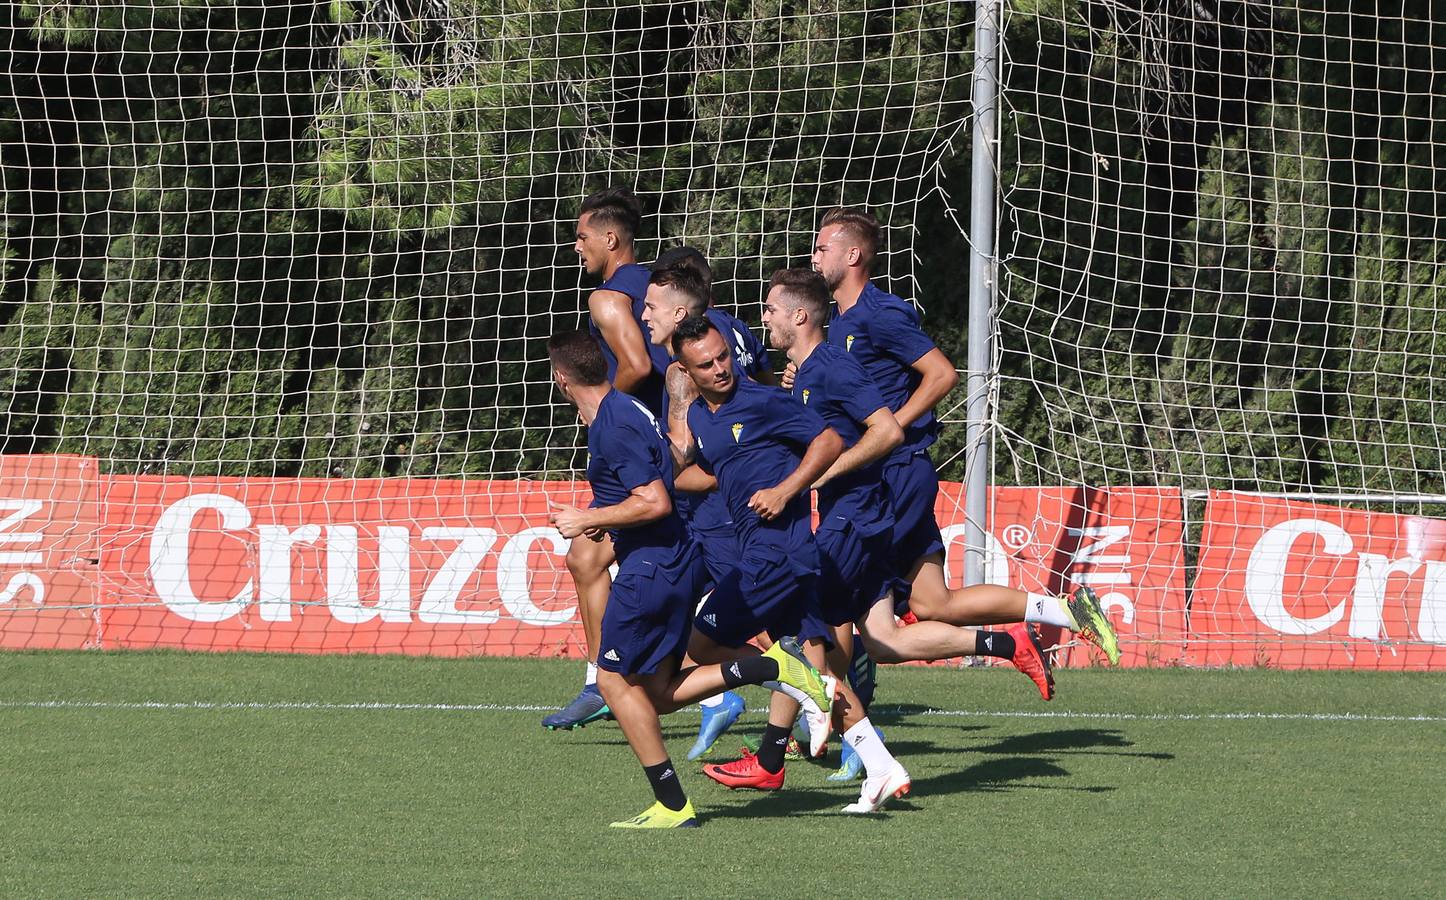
xmin=1 ymin=652 xmax=1441 ymax=898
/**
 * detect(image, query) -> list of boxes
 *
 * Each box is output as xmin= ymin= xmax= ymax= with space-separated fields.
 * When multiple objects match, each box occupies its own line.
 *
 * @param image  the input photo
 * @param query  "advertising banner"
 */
xmin=0 ymin=455 xmax=100 ymax=650
xmin=939 ymin=485 xmax=1188 ymax=666
xmin=1193 ymin=492 xmax=1446 ymax=669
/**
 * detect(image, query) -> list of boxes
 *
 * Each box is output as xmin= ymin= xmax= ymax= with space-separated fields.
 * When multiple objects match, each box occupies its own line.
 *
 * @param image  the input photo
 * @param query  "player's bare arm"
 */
xmin=748 ymin=427 xmax=843 ymax=520
xmin=674 ymin=464 xmax=718 ymax=494
xmin=548 ymin=479 xmax=671 ymax=538
xmin=589 ymin=290 xmax=653 ymax=392
xmin=893 ymin=347 xmax=959 ymax=430
xmin=665 ymin=361 xmax=699 ymax=471
xmin=813 ymin=407 xmax=903 ymax=489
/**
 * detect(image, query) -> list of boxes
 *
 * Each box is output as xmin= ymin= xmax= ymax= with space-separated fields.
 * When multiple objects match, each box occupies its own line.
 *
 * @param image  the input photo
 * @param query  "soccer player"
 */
xmin=763 ymin=269 xmax=1054 ymax=712
xmin=545 ymin=329 xmax=834 ymax=828
xmin=669 ymin=316 xmax=910 ymax=814
xmin=642 ymin=257 xmax=773 ymax=759
xmin=806 ymin=207 xmax=1121 ymax=668
xmin=543 ymin=186 xmax=672 ymax=731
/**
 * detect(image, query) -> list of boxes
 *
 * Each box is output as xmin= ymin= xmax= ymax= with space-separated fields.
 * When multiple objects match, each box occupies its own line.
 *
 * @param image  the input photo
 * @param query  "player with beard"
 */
xmin=669 ymin=316 xmax=909 ymax=813
xmin=799 ymin=207 xmax=1121 ymax=674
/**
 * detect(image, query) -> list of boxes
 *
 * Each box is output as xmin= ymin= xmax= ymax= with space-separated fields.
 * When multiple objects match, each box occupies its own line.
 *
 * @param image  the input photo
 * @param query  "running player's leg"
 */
xmin=686 ymin=525 xmax=747 ymax=759
xmin=858 ymin=593 xmax=1054 ymax=700
xmin=543 ymin=534 xmax=616 ymax=729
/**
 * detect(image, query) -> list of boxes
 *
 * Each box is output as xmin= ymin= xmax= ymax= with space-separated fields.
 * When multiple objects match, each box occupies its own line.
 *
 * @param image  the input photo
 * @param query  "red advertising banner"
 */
xmin=1193 ymin=492 xmax=1446 ymax=670
xmin=98 ymin=475 xmax=591 ymax=656
xmin=0 ymin=455 xmax=100 ymax=650
xmin=937 ymin=485 xmax=1188 ymax=666
xmin=35 ymin=454 xmax=1446 ymax=671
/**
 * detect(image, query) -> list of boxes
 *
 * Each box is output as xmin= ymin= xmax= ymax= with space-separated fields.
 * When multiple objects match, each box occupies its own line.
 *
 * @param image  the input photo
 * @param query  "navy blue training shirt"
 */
xmin=791 ymin=340 xmax=893 ymax=535
xmin=587 ymin=262 xmax=672 ymax=418
xmin=586 ymin=389 xmax=687 ymax=562
xmin=827 ymin=281 xmax=941 ymax=456
xmin=677 ymin=307 xmax=772 ymax=533
xmin=687 ymin=377 xmax=827 ymax=555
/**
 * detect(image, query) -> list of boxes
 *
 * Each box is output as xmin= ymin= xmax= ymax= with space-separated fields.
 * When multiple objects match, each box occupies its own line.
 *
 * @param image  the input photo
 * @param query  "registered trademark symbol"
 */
xmin=1001 ymin=524 xmax=1032 ymax=550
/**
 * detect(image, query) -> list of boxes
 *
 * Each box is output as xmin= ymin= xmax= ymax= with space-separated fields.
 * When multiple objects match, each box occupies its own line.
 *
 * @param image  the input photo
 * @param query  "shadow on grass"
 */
xmin=965 ymin=728 xmax=1176 ymax=761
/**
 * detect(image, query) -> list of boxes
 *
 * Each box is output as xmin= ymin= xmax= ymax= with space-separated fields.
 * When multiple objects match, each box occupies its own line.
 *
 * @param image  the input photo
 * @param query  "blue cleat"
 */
xmin=687 ymin=691 xmax=746 ymax=760
xmin=542 ymin=685 xmax=613 ymax=730
xmin=827 ymin=727 xmax=884 ymax=782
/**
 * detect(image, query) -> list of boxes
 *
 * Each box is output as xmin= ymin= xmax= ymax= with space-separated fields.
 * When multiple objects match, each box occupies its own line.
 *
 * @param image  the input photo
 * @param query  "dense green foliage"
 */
xmin=1 ymin=0 xmax=1442 ymax=494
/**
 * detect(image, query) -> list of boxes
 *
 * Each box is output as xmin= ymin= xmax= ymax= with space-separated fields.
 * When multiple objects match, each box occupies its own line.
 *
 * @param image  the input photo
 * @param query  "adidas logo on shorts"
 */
xmin=703 ymin=613 xmax=717 ymax=626
xmin=604 ymin=649 xmax=621 ymax=662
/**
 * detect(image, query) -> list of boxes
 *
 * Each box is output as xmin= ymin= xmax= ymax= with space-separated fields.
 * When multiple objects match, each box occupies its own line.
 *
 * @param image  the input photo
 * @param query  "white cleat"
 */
xmin=842 ymin=762 xmax=911 ymax=814
xmin=803 ymin=691 xmax=832 ymax=759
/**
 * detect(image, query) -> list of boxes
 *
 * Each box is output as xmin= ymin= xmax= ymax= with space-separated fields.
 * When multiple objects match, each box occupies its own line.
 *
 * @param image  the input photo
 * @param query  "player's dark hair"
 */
xmin=820 ymin=206 xmax=881 ymax=263
xmin=652 ymin=245 xmax=713 ymax=292
xmin=650 ymin=264 xmax=711 ymax=317
xmin=547 ymin=329 xmax=608 ymax=386
xmin=768 ymin=268 xmax=831 ymax=324
xmin=670 ymin=315 xmax=720 ymax=359
xmin=579 ymin=186 xmax=643 ymax=243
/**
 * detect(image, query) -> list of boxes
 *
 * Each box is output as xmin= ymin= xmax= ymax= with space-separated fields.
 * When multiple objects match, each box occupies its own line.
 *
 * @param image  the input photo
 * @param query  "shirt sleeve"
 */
xmin=596 ymin=418 xmax=666 ymax=493
xmin=869 ymin=302 xmax=938 ymax=367
xmin=830 ymin=357 xmax=891 ymax=425
xmin=687 ymin=404 xmax=715 ymax=475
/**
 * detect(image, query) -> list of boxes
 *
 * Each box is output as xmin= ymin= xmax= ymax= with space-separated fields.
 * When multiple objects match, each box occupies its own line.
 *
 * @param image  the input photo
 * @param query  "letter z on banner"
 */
xmin=1192 ymin=492 xmax=1446 ymax=670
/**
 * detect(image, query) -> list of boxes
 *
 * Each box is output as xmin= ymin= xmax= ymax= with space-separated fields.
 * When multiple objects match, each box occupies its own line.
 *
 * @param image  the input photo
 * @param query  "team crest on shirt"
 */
xmin=731 ymin=423 xmax=744 ymax=443
xmin=846 ymin=334 xmax=856 ymax=352
xmin=801 ymin=389 xmax=811 ymax=405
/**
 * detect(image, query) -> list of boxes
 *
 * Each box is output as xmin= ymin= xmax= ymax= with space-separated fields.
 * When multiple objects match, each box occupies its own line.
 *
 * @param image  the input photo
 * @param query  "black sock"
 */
xmin=974 ymin=629 xmax=1015 ymax=659
xmin=755 ymin=722 xmax=791 ymax=774
xmin=643 ymin=759 xmax=688 ymax=812
xmin=721 ymin=655 xmax=778 ymax=689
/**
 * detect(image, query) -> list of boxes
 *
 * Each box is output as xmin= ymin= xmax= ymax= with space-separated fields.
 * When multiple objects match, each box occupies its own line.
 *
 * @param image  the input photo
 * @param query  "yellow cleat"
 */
xmin=762 ymin=640 xmax=834 ymax=715
xmin=609 ymin=800 xmax=701 ymax=829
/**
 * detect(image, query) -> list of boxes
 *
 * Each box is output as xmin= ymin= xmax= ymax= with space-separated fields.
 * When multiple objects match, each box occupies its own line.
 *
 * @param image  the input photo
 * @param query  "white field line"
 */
xmin=0 ymin=698 xmax=1440 ymax=723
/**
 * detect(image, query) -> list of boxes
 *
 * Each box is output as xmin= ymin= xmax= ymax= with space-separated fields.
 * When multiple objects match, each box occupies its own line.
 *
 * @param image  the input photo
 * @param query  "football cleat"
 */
xmin=609 ymin=799 xmax=700 ymax=829
xmin=1005 ymin=622 xmax=1054 ymax=701
xmin=762 ymin=640 xmax=834 ymax=716
xmin=542 ymin=685 xmax=613 ymax=730
xmin=842 ymin=762 xmax=911 ymax=814
xmin=702 ymin=748 xmax=785 ymax=791
xmin=1064 ymin=586 xmax=1122 ymax=666
xmin=687 ymin=691 xmax=746 ymax=761
xmin=795 ymin=701 xmax=831 ymax=759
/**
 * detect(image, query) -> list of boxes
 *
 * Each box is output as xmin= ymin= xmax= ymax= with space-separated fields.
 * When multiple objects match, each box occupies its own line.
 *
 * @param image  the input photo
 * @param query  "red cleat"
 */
xmin=702 ymin=748 xmax=785 ymax=790
xmin=1006 ymin=622 xmax=1054 ymax=701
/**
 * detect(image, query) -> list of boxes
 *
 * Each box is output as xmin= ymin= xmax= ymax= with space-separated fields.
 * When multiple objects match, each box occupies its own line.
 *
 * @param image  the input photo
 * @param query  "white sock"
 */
xmin=699 ymin=693 xmax=725 ymax=708
xmin=1023 ymin=592 xmax=1074 ymax=628
xmin=584 ymin=662 xmax=598 ymax=687
xmin=844 ymin=717 xmax=896 ymax=777
xmin=763 ymin=680 xmax=817 ymax=712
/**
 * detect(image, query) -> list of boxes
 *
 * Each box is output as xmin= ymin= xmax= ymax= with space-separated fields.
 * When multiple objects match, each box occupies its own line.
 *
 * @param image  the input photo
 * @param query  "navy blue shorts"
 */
xmin=816 ymin=517 xmax=894 ymax=627
xmin=597 ymin=543 xmax=708 ymax=677
xmin=884 ymin=450 xmax=945 ymax=572
xmin=693 ymin=547 xmax=829 ymax=649
xmin=690 ymin=522 xmax=742 ymax=590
